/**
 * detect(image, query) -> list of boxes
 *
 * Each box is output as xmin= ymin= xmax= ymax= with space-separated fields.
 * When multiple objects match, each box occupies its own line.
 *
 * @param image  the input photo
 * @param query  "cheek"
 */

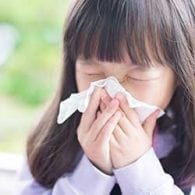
xmin=76 ymin=74 xmax=93 ymax=92
xmin=124 ymin=80 xmax=176 ymax=109
xmin=76 ymin=62 xmax=91 ymax=92
xmin=76 ymin=75 xmax=85 ymax=92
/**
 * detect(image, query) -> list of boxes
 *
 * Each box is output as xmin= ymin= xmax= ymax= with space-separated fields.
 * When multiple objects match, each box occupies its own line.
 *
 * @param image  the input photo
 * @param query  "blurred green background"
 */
xmin=0 ymin=0 xmax=71 ymax=154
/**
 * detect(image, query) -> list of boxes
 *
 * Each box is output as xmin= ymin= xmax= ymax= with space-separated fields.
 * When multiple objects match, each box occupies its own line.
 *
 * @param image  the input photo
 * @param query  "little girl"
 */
xmin=17 ymin=0 xmax=195 ymax=194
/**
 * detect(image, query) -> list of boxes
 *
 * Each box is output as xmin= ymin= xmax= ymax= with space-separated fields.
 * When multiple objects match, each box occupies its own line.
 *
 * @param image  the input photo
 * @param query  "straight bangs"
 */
xmin=65 ymin=0 xmax=193 ymax=70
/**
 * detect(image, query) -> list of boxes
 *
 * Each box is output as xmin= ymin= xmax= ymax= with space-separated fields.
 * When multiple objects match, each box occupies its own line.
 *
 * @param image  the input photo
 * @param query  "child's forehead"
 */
xmin=78 ymin=50 xmax=131 ymax=65
xmin=77 ymin=55 xmax=163 ymax=70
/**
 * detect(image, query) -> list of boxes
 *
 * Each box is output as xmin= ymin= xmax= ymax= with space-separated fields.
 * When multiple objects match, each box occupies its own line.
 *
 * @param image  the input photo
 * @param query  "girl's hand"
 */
xmin=77 ymin=87 xmax=121 ymax=174
xmin=100 ymin=90 xmax=160 ymax=169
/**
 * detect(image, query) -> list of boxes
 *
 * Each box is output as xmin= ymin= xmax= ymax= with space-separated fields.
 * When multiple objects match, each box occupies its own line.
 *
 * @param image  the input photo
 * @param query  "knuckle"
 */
xmin=91 ymin=122 xmax=99 ymax=131
xmin=105 ymin=118 xmax=116 ymax=129
xmin=80 ymin=112 xmax=88 ymax=124
xmin=93 ymin=87 xmax=102 ymax=97
xmin=108 ymin=119 xmax=115 ymax=126
xmin=105 ymin=108 xmax=114 ymax=115
xmin=92 ymin=93 xmax=100 ymax=102
xmin=77 ymin=131 xmax=83 ymax=142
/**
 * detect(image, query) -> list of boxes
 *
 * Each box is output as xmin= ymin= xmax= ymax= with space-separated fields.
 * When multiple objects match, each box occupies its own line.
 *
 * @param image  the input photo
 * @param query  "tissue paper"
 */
xmin=57 ymin=76 xmax=164 ymax=124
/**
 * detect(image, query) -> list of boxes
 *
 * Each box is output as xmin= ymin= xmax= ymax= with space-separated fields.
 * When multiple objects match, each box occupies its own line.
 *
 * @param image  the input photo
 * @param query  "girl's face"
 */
xmin=75 ymin=53 xmax=177 ymax=110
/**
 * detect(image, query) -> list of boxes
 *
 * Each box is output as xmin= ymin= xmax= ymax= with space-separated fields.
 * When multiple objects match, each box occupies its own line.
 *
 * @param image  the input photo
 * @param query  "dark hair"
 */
xmin=27 ymin=0 xmax=195 ymax=189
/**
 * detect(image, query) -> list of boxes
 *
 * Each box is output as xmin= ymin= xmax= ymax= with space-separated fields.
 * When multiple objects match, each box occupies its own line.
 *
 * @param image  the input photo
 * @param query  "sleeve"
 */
xmin=191 ymin=186 xmax=195 ymax=195
xmin=113 ymin=148 xmax=193 ymax=195
xmin=15 ymin=154 xmax=116 ymax=195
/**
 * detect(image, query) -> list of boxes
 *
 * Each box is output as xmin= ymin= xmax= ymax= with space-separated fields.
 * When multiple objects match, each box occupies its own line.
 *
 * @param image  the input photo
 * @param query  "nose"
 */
xmin=105 ymin=73 xmax=127 ymax=83
xmin=103 ymin=62 xmax=130 ymax=83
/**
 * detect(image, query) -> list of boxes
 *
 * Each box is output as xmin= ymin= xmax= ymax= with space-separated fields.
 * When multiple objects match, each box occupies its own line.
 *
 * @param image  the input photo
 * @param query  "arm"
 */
xmin=16 ymin=154 xmax=115 ymax=195
xmin=113 ymin=148 xmax=192 ymax=195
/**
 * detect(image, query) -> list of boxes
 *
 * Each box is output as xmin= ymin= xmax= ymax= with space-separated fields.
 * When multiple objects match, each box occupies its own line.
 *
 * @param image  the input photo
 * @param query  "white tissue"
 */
xmin=57 ymin=76 xmax=165 ymax=124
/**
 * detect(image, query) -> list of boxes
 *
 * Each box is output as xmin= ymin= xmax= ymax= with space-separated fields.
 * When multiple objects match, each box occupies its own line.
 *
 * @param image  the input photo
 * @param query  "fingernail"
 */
xmin=94 ymin=87 xmax=101 ymax=94
xmin=101 ymin=95 xmax=108 ymax=104
xmin=116 ymin=92 xmax=125 ymax=101
xmin=110 ymin=99 xmax=119 ymax=108
xmin=101 ymin=93 xmax=107 ymax=99
xmin=101 ymin=89 xmax=106 ymax=95
xmin=154 ymin=109 xmax=161 ymax=117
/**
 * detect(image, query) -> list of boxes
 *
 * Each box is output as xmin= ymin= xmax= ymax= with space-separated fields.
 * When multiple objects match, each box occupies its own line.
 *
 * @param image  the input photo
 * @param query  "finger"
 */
xmin=101 ymin=94 xmax=112 ymax=105
xmin=100 ymin=89 xmax=112 ymax=110
xmin=100 ymin=98 xmax=108 ymax=112
xmin=100 ymin=100 xmax=106 ymax=111
xmin=97 ymin=111 xmax=121 ymax=143
xmin=110 ymin=133 xmax=120 ymax=148
xmin=143 ymin=109 xmax=160 ymax=139
xmin=96 ymin=110 xmax=101 ymax=119
xmin=80 ymin=87 xmax=102 ymax=131
xmin=89 ymin=99 xmax=120 ymax=141
xmin=101 ymin=88 xmax=112 ymax=99
xmin=101 ymin=93 xmax=135 ymax=136
xmin=101 ymin=88 xmax=111 ymax=98
xmin=117 ymin=113 xmax=135 ymax=136
xmin=115 ymin=92 xmax=141 ymax=127
xmin=113 ymin=124 xmax=127 ymax=144
xmin=100 ymin=90 xmax=112 ymax=111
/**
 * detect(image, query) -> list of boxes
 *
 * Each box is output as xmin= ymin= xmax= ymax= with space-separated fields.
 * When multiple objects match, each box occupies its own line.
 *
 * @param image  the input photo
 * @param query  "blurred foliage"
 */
xmin=0 ymin=0 xmax=70 ymax=106
xmin=0 ymin=0 xmax=70 ymax=153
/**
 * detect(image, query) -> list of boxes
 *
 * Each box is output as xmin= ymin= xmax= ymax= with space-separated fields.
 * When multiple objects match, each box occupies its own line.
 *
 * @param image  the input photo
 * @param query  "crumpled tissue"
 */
xmin=57 ymin=76 xmax=165 ymax=124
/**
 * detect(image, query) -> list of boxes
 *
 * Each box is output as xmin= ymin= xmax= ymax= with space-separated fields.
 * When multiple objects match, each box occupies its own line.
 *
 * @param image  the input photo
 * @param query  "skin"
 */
xmin=76 ymin=54 xmax=177 ymax=175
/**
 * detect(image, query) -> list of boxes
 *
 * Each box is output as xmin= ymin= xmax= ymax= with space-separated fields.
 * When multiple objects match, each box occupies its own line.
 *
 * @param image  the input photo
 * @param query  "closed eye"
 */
xmin=86 ymin=74 xmax=159 ymax=82
xmin=86 ymin=74 xmax=104 ymax=77
xmin=127 ymin=77 xmax=160 ymax=82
